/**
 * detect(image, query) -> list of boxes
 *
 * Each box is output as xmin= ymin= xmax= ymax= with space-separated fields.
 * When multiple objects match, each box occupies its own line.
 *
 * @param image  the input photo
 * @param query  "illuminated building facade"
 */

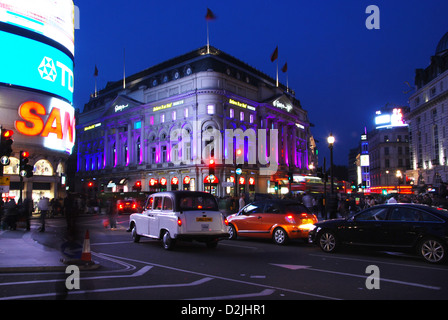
xmin=367 ymin=107 xmax=411 ymax=194
xmin=0 ymin=0 xmax=76 ymax=205
xmin=407 ymin=32 xmax=448 ymax=189
xmin=76 ymin=46 xmax=315 ymax=196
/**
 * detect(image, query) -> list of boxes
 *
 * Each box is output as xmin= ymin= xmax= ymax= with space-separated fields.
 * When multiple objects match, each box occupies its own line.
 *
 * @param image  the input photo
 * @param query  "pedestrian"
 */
xmin=4 ymin=198 xmax=17 ymax=230
xmin=387 ymin=195 xmax=397 ymax=204
xmin=107 ymin=197 xmax=117 ymax=230
xmin=238 ymin=194 xmax=245 ymax=211
xmin=37 ymin=196 xmax=50 ymax=232
xmin=302 ymin=192 xmax=314 ymax=212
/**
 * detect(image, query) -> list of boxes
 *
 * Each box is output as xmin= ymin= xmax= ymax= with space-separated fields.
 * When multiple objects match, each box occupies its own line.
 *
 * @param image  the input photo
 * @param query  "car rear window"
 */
xmin=284 ymin=203 xmax=310 ymax=214
xmin=179 ymin=195 xmax=218 ymax=211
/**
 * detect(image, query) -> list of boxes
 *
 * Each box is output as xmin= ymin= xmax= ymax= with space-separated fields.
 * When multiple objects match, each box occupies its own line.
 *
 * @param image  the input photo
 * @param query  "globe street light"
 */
xmin=327 ymin=133 xmax=335 ymax=195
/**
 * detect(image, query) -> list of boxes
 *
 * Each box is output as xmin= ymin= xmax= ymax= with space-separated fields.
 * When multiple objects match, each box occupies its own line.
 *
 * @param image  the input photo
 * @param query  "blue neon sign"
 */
xmin=0 ymin=30 xmax=74 ymax=103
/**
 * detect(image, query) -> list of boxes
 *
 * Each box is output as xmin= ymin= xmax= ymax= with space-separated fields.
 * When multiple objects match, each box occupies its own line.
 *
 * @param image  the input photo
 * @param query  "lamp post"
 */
xmin=327 ymin=133 xmax=335 ymax=195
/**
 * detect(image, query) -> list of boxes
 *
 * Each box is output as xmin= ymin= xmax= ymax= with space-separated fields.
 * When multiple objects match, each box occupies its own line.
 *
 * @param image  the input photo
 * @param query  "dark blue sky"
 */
xmin=73 ymin=0 xmax=448 ymax=166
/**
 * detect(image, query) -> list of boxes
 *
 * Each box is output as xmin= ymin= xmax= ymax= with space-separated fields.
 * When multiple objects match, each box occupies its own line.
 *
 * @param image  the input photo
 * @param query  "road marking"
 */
xmin=0 ymin=265 xmax=152 ymax=287
xmin=271 ymin=263 xmax=441 ymax=290
xmin=0 ymin=277 xmax=213 ymax=300
xmin=187 ymin=288 xmax=275 ymax=300
xmin=310 ymin=253 xmax=448 ymax=271
xmin=270 ymin=264 xmax=311 ymax=270
xmin=98 ymin=253 xmax=341 ymax=300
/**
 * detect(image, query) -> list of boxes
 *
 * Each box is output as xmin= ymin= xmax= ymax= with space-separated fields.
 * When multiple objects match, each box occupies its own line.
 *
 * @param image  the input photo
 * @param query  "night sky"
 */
xmin=73 ymin=0 xmax=448 ymax=166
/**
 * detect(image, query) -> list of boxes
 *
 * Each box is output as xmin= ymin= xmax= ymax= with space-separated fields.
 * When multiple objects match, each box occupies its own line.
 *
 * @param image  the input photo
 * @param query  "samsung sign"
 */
xmin=0 ymin=30 xmax=74 ymax=103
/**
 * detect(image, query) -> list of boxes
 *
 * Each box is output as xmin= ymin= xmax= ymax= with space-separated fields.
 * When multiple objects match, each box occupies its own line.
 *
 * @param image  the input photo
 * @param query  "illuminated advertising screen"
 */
xmin=0 ymin=0 xmax=75 ymax=56
xmin=0 ymin=30 xmax=74 ymax=103
xmin=14 ymin=98 xmax=76 ymax=155
xmin=374 ymin=108 xmax=408 ymax=129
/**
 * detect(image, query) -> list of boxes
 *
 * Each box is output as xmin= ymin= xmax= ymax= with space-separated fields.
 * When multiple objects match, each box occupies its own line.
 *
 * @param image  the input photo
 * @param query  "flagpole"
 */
xmin=276 ymin=60 xmax=278 ymax=87
xmin=123 ymin=48 xmax=126 ymax=89
xmin=95 ymin=77 xmax=97 ymax=97
xmin=206 ymin=20 xmax=210 ymax=54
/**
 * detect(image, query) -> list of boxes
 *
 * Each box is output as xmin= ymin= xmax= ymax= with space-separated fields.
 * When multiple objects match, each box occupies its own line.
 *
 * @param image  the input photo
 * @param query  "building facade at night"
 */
xmin=407 ymin=32 xmax=448 ymax=189
xmin=0 ymin=1 xmax=76 ymax=206
xmin=76 ymin=46 xmax=316 ymax=197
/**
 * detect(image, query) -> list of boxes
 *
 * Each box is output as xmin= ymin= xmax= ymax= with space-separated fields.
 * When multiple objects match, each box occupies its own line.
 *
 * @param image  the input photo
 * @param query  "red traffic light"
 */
xmin=136 ymin=181 xmax=141 ymax=187
xmin=209 ymin=158 xmax=215 ymax=165
xmin=21 ymin=151 xmax=29 ymax=158
xmin=2 ymin=129 xmax=13 ymax=139
xmin=87 ymin=182 xmax=94 ymax=187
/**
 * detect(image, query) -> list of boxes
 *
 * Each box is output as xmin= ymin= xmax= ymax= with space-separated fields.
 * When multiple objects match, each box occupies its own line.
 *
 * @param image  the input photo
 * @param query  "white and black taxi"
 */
xmin=129 ymin=191 xmax=229 ymax=250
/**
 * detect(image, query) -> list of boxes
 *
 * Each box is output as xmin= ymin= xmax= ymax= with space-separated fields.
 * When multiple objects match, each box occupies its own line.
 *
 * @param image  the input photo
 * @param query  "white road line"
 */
xmin=0 ymin=265 xmax=152 ymax=287
xmin=310 ymin=253 xmax=448 ymax=271
xmin=308 ymin=267 xmax=441 ymax=290
xmin=0 ymin=277 xmax=213 ymax=300
xmin=98 ymin=253 xmax=341 ymax=300
xmin=271 ymin=263 xmax=441 ymax=290
xmin=187 ymin=288 xmax=275 ymax=300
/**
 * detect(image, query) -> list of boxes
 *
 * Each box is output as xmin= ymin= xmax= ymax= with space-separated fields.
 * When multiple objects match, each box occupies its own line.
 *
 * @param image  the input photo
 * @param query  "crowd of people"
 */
xmin=2 ymin=187 xmax=447 ymax=232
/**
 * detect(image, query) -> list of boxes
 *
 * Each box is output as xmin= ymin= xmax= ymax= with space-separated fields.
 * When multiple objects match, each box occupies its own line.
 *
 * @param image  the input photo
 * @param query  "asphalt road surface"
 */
xmin=1 ymin=214 xmax=447 ymax=307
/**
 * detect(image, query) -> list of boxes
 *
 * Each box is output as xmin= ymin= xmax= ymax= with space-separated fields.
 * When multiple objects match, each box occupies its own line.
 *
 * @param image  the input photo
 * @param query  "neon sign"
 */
xmin=14 ymin=99 xmax=76 ymax=154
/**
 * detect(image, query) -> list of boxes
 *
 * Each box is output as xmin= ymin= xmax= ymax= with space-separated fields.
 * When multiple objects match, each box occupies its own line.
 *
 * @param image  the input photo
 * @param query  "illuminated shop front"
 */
xmin=0 ymin=0 xmax=75 ymax=204
xmin=76 ymin=46 xmax=316 ymax=197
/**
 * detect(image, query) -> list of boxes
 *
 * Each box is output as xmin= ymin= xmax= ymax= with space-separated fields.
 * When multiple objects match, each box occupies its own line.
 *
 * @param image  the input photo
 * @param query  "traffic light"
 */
xmin=274 ymin=181 xmax=279 ymax=191
xmin=133 ymin=180 xmax=142 ymax=191
xmin=288 ymin=172 xmax=293 ymax=181
xmin=0 ymin=128 xmax=14 ymax=158
xmin=209 ymin=158 xmax=215 ymax=177
xmin=19 ymin=151 xmax=33 ymax=178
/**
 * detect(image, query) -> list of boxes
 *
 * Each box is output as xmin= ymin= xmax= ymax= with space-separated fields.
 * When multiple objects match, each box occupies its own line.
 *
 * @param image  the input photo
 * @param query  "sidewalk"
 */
xmin=0 ymin=226 xmax=67 ymax=272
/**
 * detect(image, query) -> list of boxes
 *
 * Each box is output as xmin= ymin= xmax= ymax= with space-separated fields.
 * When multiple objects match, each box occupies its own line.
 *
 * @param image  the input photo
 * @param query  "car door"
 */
xmin=387 ymin=206 xmax=440 ymax=247
xmin=345 ymin=206 xmax=390 ymax=245
xmin=138 ymin=196 xmax=153 ymax=235
xmin=149 ymin=196 xmax=163 ymax=237
xmin=233 ymin=202 xmax=266 ymax=235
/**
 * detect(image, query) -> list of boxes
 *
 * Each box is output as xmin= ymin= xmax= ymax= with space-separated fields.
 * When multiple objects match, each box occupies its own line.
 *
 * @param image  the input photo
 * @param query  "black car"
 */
xmin=309 ymin=203 xmax=448 ymax=264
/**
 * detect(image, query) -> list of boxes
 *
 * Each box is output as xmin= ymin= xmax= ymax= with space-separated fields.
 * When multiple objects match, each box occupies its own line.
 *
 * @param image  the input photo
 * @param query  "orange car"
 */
xmin=227 ymin=200 xmax=318 ymax=245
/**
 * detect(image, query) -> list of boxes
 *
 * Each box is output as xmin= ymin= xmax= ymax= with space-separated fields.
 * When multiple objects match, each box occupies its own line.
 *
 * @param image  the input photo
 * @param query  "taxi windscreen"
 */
xmin=178 ymin=195 xmax=218 ymax=211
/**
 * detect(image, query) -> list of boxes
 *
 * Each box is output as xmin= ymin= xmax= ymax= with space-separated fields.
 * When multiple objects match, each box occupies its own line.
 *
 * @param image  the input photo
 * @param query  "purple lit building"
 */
xmin=76 ymin=46 xmax=316 ymax=196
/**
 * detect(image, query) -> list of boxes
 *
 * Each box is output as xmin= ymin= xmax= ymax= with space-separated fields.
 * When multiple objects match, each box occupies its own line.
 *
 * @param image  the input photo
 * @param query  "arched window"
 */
xmin=34 ymin=159 xmax=53 ymax=176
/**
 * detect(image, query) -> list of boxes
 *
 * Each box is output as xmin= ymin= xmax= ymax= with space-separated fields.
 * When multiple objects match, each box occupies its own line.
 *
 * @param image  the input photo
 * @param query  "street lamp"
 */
xmin=396 ymin=170 xmax=402 ymax=194
xmin=327 ymin=133 xmax=335 ymax=194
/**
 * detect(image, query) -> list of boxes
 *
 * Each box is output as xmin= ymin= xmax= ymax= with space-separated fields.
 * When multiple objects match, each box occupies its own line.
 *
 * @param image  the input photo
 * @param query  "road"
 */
xmin=1 ymin=214 xmax=447 ymax=305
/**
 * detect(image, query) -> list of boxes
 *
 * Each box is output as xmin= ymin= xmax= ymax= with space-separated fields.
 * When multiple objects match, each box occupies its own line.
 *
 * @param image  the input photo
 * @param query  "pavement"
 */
xmin=0 ymin=214 xmax=98 ymax=273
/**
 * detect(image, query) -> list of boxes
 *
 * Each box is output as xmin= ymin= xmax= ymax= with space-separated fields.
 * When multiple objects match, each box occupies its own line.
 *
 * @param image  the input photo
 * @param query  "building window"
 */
xmin=229 ymin=108 xmax=234 ymax=118
xmin=240 ymin=111 xmax=244 ymax=121
xmin=250 ymin=114 xmax=254 ymax=123
xmin=184 ymin=108 xmax=188 ymax=118
xmin=150 ymin=116 xmax=154 ymax=125
xmin=160 ymin=113 xmax=165 ymax=123
xmin=151 ymin=147 xmax=156 ymax=164
xmin=172 ymin=110 xmax=176 ymax=121
xmin=161 ymin=145 xmax=167 ymax=163
xmin=207 ymin=104 xmax=214 ymax=115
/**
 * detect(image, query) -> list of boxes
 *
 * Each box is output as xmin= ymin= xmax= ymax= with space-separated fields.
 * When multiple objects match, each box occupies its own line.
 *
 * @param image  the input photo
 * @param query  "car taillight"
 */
xmin=177 ymin=218 xmax=182 ymax=227
xmin=285 ymin=214 xmax=296 ymax=224
xmin=118 ymin=204 xmax=123 ymax=209
xmin=223 ymin=217 xmax=229 ymax=226
xmin=132 ymin=204 xmax=136 ymax=209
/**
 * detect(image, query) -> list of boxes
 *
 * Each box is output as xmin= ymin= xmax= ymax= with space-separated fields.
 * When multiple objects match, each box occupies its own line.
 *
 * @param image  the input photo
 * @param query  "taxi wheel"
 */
xmin=162 ymin=230 xmax=176 ymax=250
xmin=228 ymin=224 xmax=237 ymax=240
xmin=131 ymin=225 xmax=140 ymax=243
xmin=273 ymin=228 xmax=288 ymax=245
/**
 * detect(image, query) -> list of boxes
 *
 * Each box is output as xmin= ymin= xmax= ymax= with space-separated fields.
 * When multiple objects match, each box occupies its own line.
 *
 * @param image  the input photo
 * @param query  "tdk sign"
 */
xmin=38 ymin=56 xmax=74 ymax=93
xmin=0 ymin=30 xmax=74 ymax=103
